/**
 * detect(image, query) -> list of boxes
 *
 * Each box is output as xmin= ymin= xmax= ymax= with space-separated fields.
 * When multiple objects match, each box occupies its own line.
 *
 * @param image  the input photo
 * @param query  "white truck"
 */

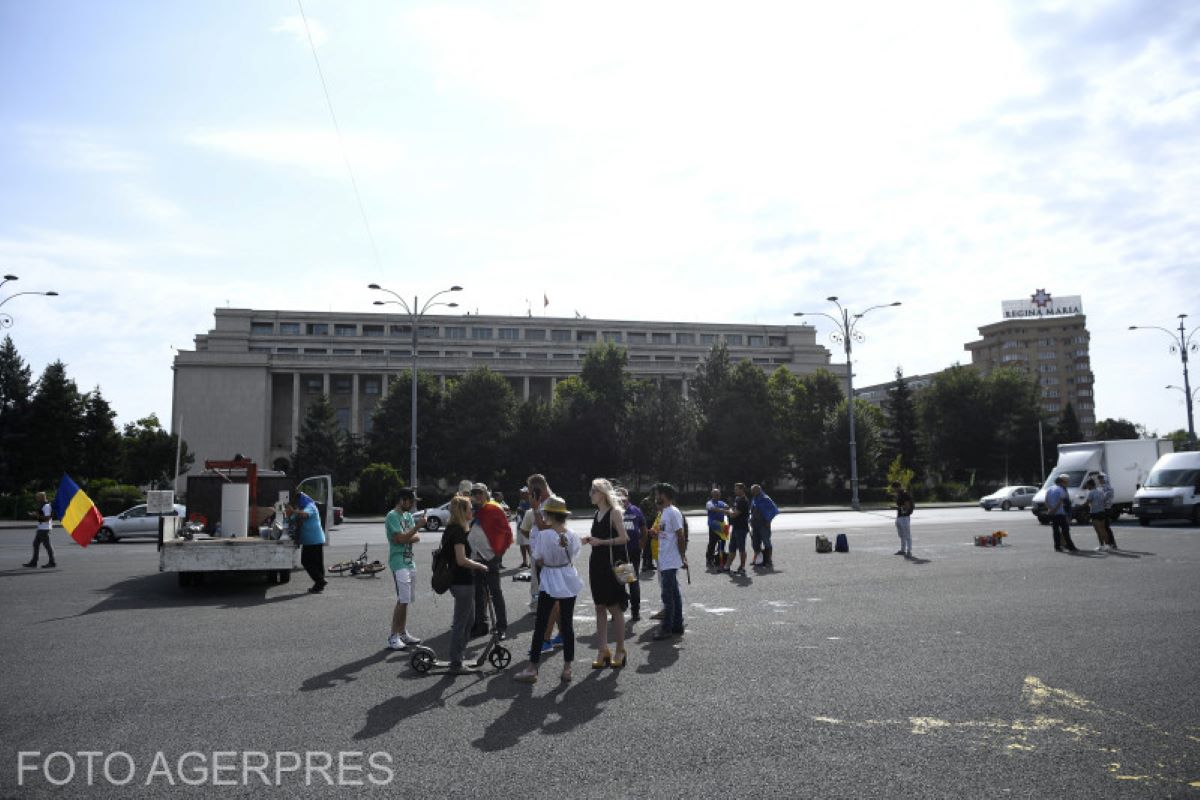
xmin=160 ymin=470 xmax=333 ymax=588
xmin=1131 ymin=451 xmax=1200 ymax=527
xmin=1031 ymin=439 xmax=1173 ymax=524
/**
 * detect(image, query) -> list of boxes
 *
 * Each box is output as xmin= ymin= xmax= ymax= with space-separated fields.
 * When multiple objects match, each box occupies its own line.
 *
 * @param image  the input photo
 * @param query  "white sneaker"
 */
xmin=1095 ymin=546 xmax=1105 ymax=553
xmin=387 ymin=635 xmax=406 ymax=651
xmin=400 ymin=631 xmax=422 ymax=645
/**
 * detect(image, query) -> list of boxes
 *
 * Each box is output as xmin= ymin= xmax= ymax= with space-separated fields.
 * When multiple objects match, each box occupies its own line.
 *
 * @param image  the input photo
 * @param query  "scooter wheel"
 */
xmin=489 ymin=646 xmax=511 ymax=670
xmin=410 ymin=648 xmax=435 ymax=673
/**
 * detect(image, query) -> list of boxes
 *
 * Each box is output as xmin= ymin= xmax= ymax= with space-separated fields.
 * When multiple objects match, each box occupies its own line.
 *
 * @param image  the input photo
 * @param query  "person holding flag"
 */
xmin=36 ymin=475 xmax=106 ymax=566
xmin=23 ymin=491 xmax=57 ymax=568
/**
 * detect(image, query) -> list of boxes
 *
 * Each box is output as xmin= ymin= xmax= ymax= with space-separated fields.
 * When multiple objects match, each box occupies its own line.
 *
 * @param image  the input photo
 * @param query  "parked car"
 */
xmin=95 ymin=503 xmax=187 ymax=543
xmin=421 ymin=502 xmax=451 ymax=531
xmin=979 ymin=486 xmax=1039 ymax=511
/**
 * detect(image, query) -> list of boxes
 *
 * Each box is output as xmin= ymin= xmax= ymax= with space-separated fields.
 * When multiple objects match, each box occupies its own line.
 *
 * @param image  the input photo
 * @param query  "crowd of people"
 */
xmin=375 ymin=476 xmax=766 ymax=677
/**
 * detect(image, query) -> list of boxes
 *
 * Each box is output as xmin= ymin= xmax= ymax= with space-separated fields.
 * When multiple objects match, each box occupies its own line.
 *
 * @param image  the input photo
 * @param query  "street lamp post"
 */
xmin=0 ymin=275 xmax=59 ymax=328
xmin=369 ymin=283 xmax=462 ymax=489
xmin=1130 ymin=315 xmax=1198 ymax=449
xmin=795 ymin=297 xmax=901 ymax=511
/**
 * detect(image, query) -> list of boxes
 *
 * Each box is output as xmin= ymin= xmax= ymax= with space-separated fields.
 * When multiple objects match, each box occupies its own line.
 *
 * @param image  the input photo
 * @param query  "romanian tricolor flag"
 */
xmin=53 ymin=474 xmax=104 ymax=547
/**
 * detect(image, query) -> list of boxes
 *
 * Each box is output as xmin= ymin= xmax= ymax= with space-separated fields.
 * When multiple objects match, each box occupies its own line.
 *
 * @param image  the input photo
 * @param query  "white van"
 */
xmin=1131 ymin=451 xmax=1200 ymax=527
xmin=1031 ymin=439 xmax=1171 ymax=524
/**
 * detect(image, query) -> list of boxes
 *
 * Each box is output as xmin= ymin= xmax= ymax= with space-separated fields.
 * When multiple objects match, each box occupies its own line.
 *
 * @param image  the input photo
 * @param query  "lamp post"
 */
xmin=368 ymin=283 xmax=462 ymax=488
xmin=1130 ymin=315 xmax=1198 ymax=450
xmin=795 ymin=297 xmax=901 ymax=511
xmin=0 ymin=275 xmax=59 ymax=328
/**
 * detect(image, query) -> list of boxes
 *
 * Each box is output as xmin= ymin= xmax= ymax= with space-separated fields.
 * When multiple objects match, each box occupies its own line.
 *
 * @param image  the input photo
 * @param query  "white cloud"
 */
xmin=272 ymin=15 xmax=328 ymax=48
xmin=21 ymin=126 xmax=147 ymax=173
xmin=187 ymin=128 xmax=407 ymax=180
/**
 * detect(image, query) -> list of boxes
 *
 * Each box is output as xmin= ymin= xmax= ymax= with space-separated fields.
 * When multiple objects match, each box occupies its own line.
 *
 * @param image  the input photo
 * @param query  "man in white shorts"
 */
xmin=386 ymin=488 xmax=423 ymax=650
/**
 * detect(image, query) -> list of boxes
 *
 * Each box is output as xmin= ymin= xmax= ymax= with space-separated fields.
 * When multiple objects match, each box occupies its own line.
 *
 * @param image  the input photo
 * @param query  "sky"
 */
xmin=1 ymin=0 xmax=1198 ymax=437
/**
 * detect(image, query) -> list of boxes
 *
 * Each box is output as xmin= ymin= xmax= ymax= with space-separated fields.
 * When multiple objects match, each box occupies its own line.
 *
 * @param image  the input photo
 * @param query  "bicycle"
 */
xmin=328 ymin=543 xmax=386 ymax=577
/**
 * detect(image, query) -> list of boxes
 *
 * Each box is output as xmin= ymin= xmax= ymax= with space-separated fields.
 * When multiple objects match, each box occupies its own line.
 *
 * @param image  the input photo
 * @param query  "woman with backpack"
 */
xmin=513 ymin=495 xmax=583 ymax=683
xmin=440 ymin=495 xmax=489 ymax=674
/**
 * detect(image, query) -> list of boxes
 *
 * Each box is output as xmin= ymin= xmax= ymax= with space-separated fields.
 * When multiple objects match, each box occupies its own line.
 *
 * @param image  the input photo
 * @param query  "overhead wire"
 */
xmin=295 ymin=0 xmax=383 ymax=271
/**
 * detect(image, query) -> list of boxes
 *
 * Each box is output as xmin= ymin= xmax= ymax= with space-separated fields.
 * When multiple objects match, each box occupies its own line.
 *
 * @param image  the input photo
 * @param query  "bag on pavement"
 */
xmin=815 ymin=535 xmax=832 ymax=553
xmin=834 ymin=533 xmax=849 ymax=553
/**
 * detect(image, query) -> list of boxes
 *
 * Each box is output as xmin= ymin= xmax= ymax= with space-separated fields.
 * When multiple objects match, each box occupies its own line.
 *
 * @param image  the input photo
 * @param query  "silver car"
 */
xmin=96 ymin=503 xmax=187 ymax=543
xmin=979 ymin=486 xmax=1039 ymax=511
xmin=421 ymin=502 xmax=451 ymax=531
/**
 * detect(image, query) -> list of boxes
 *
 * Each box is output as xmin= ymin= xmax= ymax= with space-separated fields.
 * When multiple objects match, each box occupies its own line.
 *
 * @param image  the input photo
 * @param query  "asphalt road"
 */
xmin=1 ymin=508 xmax=1198 ymax=799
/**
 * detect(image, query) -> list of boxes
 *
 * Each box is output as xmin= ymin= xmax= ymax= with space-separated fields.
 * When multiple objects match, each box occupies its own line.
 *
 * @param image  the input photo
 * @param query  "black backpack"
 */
xmin=430 ymin=546 xmax=453 ymax=594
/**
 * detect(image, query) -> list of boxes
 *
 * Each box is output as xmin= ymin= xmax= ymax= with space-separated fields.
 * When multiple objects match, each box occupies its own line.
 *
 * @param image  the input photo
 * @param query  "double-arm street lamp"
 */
xmin=0 ymin=274 xmax=59 ymax=328
xmin=368 ymin=283 xmax=462 ymax=488
xmin=795 ymin=297 xmax=901 ymax=511
xmin=1130 ymin=314 xmax=1198 ymax=449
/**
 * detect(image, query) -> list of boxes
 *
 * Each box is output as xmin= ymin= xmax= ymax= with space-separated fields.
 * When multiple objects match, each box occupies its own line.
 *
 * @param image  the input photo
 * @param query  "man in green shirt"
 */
xmin=386 ymin=488 xmax=424 ymax=650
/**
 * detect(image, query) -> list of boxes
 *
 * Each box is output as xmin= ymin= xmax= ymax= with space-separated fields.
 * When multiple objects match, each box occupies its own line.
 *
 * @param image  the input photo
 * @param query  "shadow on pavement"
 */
xmin=40 ymin=572 xmax=306 ymax=619
xmin=301 ymin=649 xmax=397 ymax=692
xmin=353 ymin=674 xmax=474 ymax=740
xmin=466 ymin=669 xmax=620 ymax=751
xmin=906 ymin=556 xmax=933 ymax=565
xmin=633 ymin=630 xmax=682 ymax=675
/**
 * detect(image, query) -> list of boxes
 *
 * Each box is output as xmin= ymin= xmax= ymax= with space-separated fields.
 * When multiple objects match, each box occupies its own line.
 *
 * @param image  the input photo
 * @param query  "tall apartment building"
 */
xmin=964 ymin=291 xmax=1096 ymax=437
xmin=172 ymin=308 xmax=835 ymax=474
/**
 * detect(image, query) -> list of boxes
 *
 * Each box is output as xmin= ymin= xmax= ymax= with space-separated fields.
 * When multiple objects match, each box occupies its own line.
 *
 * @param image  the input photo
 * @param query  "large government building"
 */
xmin=964 ymin=290 xmax=1096 ymax=437
xmin=172 ymin=308 xmax=835 ymax=473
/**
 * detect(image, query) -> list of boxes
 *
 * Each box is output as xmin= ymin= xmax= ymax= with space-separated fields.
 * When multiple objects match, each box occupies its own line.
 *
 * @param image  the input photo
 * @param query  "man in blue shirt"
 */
xmin=1045 ymin=474 xmax=1078 ymax=553
xmin=705 ymin=489 xmax=729 ymax=570
xmin=287 ymin=491 xmax=328 ymax=593
xmin=750 ymin=484 xmax=780 ymax=568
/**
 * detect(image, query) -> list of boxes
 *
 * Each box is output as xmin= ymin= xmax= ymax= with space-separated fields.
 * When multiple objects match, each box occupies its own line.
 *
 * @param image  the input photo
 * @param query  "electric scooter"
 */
xmin=409 ymin=587 xmax=512 ymax=674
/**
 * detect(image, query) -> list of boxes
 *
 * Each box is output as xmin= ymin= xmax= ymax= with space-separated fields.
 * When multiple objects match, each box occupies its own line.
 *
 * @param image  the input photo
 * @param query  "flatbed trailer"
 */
xmin=160 ymin=535 xmax=301 ymax=587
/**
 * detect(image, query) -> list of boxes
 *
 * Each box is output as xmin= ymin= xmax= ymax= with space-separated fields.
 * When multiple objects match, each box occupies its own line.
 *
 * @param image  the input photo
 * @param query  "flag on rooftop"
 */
xmin=53 ymin=474 xmax=103 ymax=547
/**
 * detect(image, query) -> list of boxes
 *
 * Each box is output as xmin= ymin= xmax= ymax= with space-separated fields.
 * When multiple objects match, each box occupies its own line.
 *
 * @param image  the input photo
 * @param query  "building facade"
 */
xmin=172 ymin=308 xmax=834 ymax=474
xmin=964 ymin=291 xmax=1095 ymax=437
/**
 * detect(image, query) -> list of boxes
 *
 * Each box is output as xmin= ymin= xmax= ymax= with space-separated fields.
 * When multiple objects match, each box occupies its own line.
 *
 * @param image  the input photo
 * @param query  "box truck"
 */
xmin=1031 ymin=439 xmax=1173 ymax=524
xmin=1131 ymin=451 xmax=1200 ymax=526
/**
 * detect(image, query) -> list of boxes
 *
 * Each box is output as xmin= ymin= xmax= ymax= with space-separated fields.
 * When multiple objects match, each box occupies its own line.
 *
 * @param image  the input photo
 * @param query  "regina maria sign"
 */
xmin=1001 ymin=289 xmax=1083 ymax=319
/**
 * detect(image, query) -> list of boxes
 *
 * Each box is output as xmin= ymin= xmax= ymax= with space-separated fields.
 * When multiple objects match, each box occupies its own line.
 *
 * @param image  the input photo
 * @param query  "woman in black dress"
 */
xmin=583 ymin=478 xmax=630 ymax=668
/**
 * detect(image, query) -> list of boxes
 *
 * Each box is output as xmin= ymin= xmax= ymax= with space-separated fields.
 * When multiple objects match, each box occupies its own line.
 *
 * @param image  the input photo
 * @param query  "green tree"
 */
xmin=881 ymin=367 xmax=921 ymax=479
xmin=355 ymin=462 xmax=404 ymax=513
xmin=696 ymin=359 xmax=781 ymax=488
xmin=985 ymin=368 xmax=1042 ymax=484
xmin=1164 ymin=428 xmax=1193 ymax=451
xmin=626 ymin=377 xmax=697 ymax=488
xmin=796 ymin=369 xmax=844 ymax=489
xmin=1093 ymin=418 xmax=1140 ymax=440
xmin=441 ymin=367 xmax=518 ymax=484
xmin=337 ymin=434 xmax=369 ymax=484
xmin=367 ymin=371 xmax=446 ymax=484
xmin=503 ymin=399 xmax=554 ymax=484
xmin=79 ymin=387 xmax=121 ymax=482
xmin=825 ymin=398 xmax=887 ymax=488
xmin=120 ymin=413 xmax=194 ymax=487
xmin=1057 ymin=402 xmax=1084 ymax=444
xmin=292 ymin=395 xmax=340 ymax=480
xmin=917 ymin=365 xmax=990 ymax=483
xmin=24 ymin=360 xmax=85 ymax=486
xmin=0 ymin=335 xmax=34 ymax=492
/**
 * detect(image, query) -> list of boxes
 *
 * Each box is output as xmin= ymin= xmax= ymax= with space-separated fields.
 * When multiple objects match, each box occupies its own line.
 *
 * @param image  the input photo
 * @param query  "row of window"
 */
xmin=250 ymin=320 xmax=787 ymax=347
xmin=256 ymin=346 xmax=792 ymax=364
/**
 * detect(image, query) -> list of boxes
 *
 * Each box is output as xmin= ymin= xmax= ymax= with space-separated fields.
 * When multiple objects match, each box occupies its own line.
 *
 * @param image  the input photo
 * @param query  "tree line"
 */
xmin=290 ymin=342 xmax=1163 ymax=510
xmin=0 ymin=336 xmax=193 ymax=515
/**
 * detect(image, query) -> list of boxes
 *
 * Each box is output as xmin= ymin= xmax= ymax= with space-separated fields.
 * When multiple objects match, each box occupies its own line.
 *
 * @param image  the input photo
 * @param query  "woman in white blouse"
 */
xmin=513 ymin=496 xmax=583 ymax=683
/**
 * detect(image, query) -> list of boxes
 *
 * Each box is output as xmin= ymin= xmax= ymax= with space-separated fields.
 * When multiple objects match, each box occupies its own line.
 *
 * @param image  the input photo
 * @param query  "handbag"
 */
xmin=607 ymin=520 xmax=637 ymax=585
